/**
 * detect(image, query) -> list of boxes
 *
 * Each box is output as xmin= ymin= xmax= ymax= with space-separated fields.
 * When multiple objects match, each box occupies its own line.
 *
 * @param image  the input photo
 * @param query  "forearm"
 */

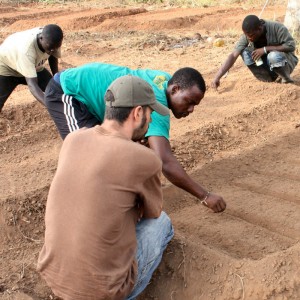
xmin=27 ymin=83 xmax=45 ymax=105
xmin=49 ymin=56 xmax=59 ymax=75
xmin=149 ymin=136 xmax=226 ymax=212
xmin=163 ymin=158 xmax=208 ymax=200
xmin=149 ymin=136 xmax=211 ymax=200
xmin=215 ymin=54 xmax=238 ymax=80
xmin=264 ymin=45 xmax=293 ymax=53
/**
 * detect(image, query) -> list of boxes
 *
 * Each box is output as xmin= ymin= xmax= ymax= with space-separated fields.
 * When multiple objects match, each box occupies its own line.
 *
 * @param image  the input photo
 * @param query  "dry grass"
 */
xmin=0 ymin=0 xmax=288 ymax=7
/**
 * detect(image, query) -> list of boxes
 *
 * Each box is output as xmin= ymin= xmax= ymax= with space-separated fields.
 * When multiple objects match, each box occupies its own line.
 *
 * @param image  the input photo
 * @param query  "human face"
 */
xmin=39 ymin=37 xmax=62 ymax=55
xmin=132 ymin=107 xmax=152 ymax=141
xmin=243 ymin=25 xmax=264 ymax=43
xmin=168 ymin=85 xmax=204 ymax=119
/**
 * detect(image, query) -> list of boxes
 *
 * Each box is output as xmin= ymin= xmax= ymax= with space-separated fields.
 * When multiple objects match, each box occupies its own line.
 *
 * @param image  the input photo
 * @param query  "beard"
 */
xmin=132 ymin=114 xmax=148 ymax=142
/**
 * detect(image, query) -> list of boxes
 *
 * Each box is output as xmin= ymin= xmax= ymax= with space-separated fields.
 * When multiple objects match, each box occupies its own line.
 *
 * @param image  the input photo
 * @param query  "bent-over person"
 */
xmin=0 ymin=24 xmax=63 ymax=112
xmin=37 ymin=75 xmax=174 ymax=300
xmin=44 ymin=62 xmax=226 ymax=213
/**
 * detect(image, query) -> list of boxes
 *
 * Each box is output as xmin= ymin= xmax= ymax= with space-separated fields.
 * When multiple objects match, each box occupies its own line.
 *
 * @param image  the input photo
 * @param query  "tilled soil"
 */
xmin=0 ymin=2 xmax=299 ymax=299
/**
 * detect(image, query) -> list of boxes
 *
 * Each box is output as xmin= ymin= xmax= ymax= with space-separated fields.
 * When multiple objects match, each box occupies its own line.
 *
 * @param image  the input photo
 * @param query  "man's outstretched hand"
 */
xmin=203 ymin=192 xmax=226 ymax=213
xmin=211 ymin=78 xmax=221 ymax=90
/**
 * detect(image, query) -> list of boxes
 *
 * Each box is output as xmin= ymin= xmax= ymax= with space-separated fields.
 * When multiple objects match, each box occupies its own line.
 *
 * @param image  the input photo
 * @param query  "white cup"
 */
xmin=255 ymin=58 xmax=263 ymax=66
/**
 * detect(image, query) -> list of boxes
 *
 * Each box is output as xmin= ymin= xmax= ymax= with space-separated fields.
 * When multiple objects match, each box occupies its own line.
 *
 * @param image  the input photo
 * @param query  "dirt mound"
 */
xmin=0 ymin=2 xmax=300 ymax=300
xmin=92 ymin=6 xmax=286 ymax=32
xmin=5 ymin=8 xmax=147 ymax=32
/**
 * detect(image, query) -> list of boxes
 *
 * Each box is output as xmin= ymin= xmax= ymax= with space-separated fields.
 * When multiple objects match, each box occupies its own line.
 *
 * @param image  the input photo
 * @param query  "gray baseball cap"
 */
xmin=105 ymin=75 xmax=169 ymax=116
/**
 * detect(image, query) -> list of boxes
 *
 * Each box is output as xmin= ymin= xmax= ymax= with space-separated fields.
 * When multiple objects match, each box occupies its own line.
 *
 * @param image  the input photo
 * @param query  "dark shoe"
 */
xmin=273 ymin=65 xmax=294 ymax=83
xmin=247 ymin=64 xmax=277 ymax=82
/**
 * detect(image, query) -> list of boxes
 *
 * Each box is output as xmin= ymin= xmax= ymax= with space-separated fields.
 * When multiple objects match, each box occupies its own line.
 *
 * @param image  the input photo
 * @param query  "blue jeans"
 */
xmin=242 ymin=49 xmax=287 ymax=69
xmin=126 ymin=211 xmax=174 ymax=300
xmin=241 ymin=49 xmax=288 ymax=82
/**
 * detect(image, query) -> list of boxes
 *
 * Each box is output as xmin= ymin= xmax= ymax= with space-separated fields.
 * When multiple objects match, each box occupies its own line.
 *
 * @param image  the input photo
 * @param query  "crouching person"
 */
xmin=37 ymin=75 xmax=174 ymax=300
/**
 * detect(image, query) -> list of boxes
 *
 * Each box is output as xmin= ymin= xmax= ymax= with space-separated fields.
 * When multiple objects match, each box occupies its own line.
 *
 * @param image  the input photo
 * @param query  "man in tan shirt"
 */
xmin=37 ymin=75 xmax=174 ymax=300
xmin=0 ymin=24 xmax=63 ymax=112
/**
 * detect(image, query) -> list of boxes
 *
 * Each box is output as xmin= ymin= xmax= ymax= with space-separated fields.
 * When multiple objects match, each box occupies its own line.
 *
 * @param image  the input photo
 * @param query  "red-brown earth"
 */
xmin=0 ymin=1 xmax=299 ymax=299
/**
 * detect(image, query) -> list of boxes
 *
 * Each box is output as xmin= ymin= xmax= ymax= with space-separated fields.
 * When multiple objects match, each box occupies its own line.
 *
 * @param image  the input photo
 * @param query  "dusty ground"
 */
xmin=0 ymin=1 xmax=300 ymax=299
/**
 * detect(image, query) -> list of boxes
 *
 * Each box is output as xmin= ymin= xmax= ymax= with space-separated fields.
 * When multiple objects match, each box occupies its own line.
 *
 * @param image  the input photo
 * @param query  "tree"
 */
xmin=284 ymin=0 xmax=300 ymax=36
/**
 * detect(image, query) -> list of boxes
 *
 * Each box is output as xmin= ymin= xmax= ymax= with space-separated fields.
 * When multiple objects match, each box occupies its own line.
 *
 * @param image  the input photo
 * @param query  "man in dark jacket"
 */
xmin=212 ymin=15 xmax=298 ymax=88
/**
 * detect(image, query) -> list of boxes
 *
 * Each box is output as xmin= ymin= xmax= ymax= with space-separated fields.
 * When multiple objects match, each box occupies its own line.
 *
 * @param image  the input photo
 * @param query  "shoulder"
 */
xmin=21 ymin=27 xmax=42 ymax=41
xmin=62 ymin=127 xmax=91 ymax=145
xmin=266 ymin=20 xmax=286 ymax=30
xmin=234 ymin=34 xmax=248 ymax=50
xmin=135 ymin=69 xmax=171 ymax=84
xmin=237 ymin=34 xmax=247 ymax=43
xmin=265 ymin=20 xmax=280 ymax=26
xmin=153 ymin=73 xmax=170 ymax=90
xmin=131 ymin=143 xmax=162 ymax=169
xmin=31 ymin=27 xmax=43 ymax=34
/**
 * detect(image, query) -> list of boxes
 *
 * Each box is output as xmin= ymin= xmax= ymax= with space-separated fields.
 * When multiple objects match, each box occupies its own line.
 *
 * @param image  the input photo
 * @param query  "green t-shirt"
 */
xmin=60 ymin=63 xmax=171 ymax=140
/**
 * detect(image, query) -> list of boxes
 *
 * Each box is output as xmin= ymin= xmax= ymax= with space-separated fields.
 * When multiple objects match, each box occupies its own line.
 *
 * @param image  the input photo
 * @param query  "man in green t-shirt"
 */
xmin=45 ymin=62 xmax=226 ymax=213
xmin=0 ymin=24 xmax=63 ymax=112
xmin=211 ymin=15 xmax=298 ymax=88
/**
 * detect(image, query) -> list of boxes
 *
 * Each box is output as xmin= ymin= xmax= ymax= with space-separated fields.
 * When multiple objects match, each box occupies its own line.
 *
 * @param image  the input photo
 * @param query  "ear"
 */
xmin=38 ymin=34 xmax=44 ymax=45
xmin=132 ymin=106 xmax=143 ymax=122
xmin=170 ymin=84 xmax=180 ymax=95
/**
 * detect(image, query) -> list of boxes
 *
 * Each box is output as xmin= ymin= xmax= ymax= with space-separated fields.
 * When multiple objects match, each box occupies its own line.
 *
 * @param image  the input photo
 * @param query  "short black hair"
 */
xmin=42 ymin=24 xmax=63 ymax=46
xmin=242 ymin=15 xmax=261 ymax=33
xmin=104 ymin=90 xmax=132 ymax=123
xmin=104 ymin=90 xmax=148 ymax=124
xmin=168 ymin=67 xmax=206 ymax=94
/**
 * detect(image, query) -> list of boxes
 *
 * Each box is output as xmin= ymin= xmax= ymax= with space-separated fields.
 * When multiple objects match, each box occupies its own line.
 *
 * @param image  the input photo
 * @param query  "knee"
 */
xmin=148 ymin=212 xmax=174 ymax=241
xmin=159 ymin=212 xmax=173 ymax=232
xmin=267 ymin=51 xmax=286 ymax=66
xmin=160 ymin=212 xmax=174 ymax=245
xmin=241 ymin=48 xmax=254 ymax=66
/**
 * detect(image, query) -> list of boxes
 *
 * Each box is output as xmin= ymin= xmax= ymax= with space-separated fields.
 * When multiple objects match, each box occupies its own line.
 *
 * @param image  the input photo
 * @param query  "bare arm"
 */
xmin=25 ymin=77 xmax=45 ymax=106
xmin=211 ymin=50 xmax=241 ymax=89
xmin=48 ymin=55 xmax=59 ymax=76
xmin=252 ymin=45 xmax=292 ymax=61
xmin=265 ymin=45 xmax=292 ymax=53
xmin=148 ymin=136 xmax=226 ymax=213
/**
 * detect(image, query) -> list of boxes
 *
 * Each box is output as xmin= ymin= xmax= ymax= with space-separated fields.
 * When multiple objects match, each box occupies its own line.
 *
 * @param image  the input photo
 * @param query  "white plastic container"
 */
xmin=255 ymin=58 xmax=263 ymax=66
